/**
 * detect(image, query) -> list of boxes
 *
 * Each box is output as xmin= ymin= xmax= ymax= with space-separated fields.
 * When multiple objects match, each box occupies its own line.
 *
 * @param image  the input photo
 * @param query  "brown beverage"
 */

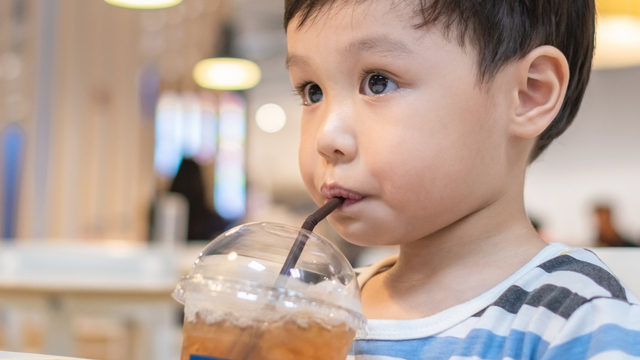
xmin=181 ymin=313 xmax=355 ymax=360
xmin=173 ymin=222 xmax=366 ymax=360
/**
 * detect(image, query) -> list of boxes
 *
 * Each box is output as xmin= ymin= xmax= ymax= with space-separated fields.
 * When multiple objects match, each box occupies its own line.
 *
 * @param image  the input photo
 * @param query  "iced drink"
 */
xmin=173 ymin=222 xmax=366 ymax=360
xmin=180 ymin=315 xmax=355 ymax=360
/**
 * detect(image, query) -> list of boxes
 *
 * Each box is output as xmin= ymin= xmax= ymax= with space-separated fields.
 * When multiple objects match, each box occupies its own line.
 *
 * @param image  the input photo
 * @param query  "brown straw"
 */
xmin=278 ymin=196 xmax=345 ymax=277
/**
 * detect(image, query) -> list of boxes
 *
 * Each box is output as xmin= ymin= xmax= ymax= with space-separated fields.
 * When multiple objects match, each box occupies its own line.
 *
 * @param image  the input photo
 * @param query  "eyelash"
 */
xmin=294 ymin=81 xmax=311 ymax=98
xmin=292 ymin=69 xmax=397 ymax=105
xmin=359 ymin=69 xmax=379 ymax=85
xmin=291 ymin=81 xmax=310 ymax=106
xmin=360 ymin=69 xmax=398 ymax=89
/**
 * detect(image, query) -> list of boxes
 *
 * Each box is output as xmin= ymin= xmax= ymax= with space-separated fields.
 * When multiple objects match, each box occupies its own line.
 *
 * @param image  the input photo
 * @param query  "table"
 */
xmin=0 ymin=351 xmax=88 ymax=359
xmin=0 ymin=242 xmax=182 ymax=360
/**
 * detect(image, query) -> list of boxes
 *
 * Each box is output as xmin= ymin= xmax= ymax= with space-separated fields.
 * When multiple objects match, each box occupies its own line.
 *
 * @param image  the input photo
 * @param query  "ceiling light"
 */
xmin=104 ymin=0 xmax=182 ymax=10
xmin=193 ymin=58 xmax=261 ymax=91
xmin=594 ymin=0 xmax=640 ymax=69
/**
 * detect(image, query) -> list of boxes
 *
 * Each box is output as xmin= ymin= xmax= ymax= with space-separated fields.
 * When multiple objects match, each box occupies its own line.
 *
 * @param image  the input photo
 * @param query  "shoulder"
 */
xmin=476 ymin=246 xmax=640 ymax=358
xmin=477 ymin=247 xmax=636 ymax=319
xmin=538 ymin=248 xmax=630 ymax=295
xmin=535 ymin=248 xmax=640 ymax=358
xmin=469 ymin=247 xmax=640 ymax=358
xmin=533 ymin=247 xmax=636 ymax=304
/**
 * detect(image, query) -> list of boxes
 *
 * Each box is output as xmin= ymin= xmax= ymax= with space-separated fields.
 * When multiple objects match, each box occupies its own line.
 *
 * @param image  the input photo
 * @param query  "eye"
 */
xmin=303 ymin=83 xmax=323 ymax=105
xmin=360 ymin=73 xmax=398 ymax=96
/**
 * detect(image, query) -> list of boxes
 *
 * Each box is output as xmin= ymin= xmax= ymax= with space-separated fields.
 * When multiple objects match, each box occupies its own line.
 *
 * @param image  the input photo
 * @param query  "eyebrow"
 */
xmin=286 ymin=35 xmax=415 ymax=70
xmin=345 ymin=35 xmax=415 ymax=57
xmin=285 ymin=53 xmax=309 ymax=70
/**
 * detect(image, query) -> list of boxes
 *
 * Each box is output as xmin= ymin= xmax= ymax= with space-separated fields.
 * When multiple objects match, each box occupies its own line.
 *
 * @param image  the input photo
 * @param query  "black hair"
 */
xmin=284 ymin=0 xmax=595 ymax=161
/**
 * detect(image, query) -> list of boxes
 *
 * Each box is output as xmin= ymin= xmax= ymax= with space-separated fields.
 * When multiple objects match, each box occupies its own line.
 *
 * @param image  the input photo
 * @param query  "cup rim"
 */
xmin=173 ymin=275 xmax=367 ymax=330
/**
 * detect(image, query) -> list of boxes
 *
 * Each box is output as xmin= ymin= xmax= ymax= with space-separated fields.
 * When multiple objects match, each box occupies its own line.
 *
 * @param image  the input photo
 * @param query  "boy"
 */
xmin=284 ymin=0 xmax=640 ymax=359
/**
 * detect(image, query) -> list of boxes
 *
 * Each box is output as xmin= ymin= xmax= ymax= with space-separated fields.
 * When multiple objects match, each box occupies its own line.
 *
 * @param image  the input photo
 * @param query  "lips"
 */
xmin=320 ymin=184 xmax=365 ymax=207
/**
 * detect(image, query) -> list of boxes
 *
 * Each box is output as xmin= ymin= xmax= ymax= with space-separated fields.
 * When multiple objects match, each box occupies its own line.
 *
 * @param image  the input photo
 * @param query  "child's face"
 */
xmin=287 ymin=1 xmax=512 ymax=246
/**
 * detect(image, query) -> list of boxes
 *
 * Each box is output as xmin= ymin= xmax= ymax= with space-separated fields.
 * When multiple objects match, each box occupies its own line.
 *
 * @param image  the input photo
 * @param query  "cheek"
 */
xmin=362 ymin=133 xmax=437 ymax=207
xmin=362 ymin=107 xmax=496 ymax=207
xmin=298 ymin=142 xmax=312 ymax=177
xmin=298 ymin=130 xmax=319 ymax=192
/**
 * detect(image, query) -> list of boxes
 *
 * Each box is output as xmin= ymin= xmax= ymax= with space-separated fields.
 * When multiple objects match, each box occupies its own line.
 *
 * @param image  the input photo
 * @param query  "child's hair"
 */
xmin=284 ymin=0 xmax=595 ymax=161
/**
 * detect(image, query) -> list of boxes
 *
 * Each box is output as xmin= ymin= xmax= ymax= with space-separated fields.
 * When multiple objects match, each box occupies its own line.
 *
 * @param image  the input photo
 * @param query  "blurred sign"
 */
xmin=1 ymin=123 xmax=25 ymax=240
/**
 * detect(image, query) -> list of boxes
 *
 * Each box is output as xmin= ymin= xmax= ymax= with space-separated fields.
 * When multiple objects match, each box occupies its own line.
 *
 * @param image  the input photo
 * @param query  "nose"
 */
xmin=315 ymin=104 xmax=357 ymax=164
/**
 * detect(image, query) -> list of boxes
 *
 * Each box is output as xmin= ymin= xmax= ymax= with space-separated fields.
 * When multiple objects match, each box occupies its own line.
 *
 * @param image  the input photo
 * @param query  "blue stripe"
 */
xmin=351 ymin=329 xmax=550 ymax=359
xmin=351 ymin=336 xmax=458 ymax=359
xmin=544 ymin=324 xmax=640 ymax=359
xmin=189 ymin=355 xmax=229 ymax=360
xmin=351 ymin=324 xmax=640 ymax=359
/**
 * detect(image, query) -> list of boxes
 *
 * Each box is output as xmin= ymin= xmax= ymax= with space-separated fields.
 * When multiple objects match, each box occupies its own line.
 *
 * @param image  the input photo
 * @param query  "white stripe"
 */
xmin=349 ymin=355 xmax=406 ymax=360
xmin=515 ymin=267 xmax=614 ymax=298
xmin=589 ymin=350 xmax=640 ymax=360
xmin=448 ymin=351 xmax=640 ymax=360
xmin=449 ymin=357 xmax=516 ymax=360
xmin=468 ymin=306 xmax=518 ymax=337
xmin=627 ymin=290 xmax=640 ymax=305
xmin=566 ymin=248 xmax=611 ymax=268
xmin=550 ymin=298 xmax=640 ymax=344
xmin=474 ymin=304 xmax=567 ymax=342
xmin=512 ymin=305 xmax=568 ymax=342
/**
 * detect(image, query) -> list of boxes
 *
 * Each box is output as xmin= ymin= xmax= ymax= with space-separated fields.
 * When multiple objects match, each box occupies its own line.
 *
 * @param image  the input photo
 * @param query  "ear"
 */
xmin=509 ymin=46 xmax=570 ymax=139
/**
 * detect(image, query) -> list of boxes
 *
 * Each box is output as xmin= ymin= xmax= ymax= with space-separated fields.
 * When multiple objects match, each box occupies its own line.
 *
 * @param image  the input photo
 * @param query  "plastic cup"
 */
xmin=173 ymin=222 xmax=366 ymax=360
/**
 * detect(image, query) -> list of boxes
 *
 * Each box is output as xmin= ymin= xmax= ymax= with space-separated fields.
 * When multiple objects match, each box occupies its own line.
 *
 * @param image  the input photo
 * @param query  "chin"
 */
xmin=330 ymin=219 xmax=399 ymax=247
xmin=327 ymin=219 xmax=364 ymax=245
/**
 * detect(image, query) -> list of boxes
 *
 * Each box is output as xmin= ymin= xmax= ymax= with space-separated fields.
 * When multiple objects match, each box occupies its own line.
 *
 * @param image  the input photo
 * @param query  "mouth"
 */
xmin=320 ymin=184 xmax=365 ymax=207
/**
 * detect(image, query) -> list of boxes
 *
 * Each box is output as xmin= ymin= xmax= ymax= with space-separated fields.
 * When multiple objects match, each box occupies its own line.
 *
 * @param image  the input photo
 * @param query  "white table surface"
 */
xmin=0 ymin=352 xmax=88 ymax=359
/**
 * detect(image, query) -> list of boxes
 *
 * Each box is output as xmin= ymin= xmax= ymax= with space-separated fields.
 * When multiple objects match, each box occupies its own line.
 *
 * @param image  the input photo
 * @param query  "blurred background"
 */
xmin=0 ymin=0 xmax=638 ymax=359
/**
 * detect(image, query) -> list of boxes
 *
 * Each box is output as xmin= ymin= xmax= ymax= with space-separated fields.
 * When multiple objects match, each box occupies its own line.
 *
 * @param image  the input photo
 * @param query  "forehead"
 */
xmin=287 ymin=0 xmax=417 ymax=33
xmin=286 ymin=1 xmax=429 ymax=62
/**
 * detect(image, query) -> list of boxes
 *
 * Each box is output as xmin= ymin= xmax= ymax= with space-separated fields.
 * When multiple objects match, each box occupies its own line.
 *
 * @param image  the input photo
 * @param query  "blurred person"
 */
xmin=169 ymin=158 xmax=230 ymax=241
xmin=594 ymin=204 xmax=637 ymax=247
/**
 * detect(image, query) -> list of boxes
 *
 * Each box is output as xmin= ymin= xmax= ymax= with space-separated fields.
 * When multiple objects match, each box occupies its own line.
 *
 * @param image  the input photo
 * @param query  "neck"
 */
xmin=388 ymin=177 xmax=546 ymax=291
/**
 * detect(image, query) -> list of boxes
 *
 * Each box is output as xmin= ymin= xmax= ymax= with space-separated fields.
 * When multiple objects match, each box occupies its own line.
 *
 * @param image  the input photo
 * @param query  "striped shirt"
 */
xmin=348 ymin=243 xmax=640 ymax=360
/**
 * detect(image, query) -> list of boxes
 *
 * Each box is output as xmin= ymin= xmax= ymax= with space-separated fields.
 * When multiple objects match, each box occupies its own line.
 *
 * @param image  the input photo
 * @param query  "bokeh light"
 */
xmin=255 ymin=103 xmax=286 ymax=133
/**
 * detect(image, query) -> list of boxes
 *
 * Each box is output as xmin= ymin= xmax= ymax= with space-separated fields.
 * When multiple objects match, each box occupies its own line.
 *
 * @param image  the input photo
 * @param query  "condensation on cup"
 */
xmin=173 ymin=222 xmax=367 ymax=360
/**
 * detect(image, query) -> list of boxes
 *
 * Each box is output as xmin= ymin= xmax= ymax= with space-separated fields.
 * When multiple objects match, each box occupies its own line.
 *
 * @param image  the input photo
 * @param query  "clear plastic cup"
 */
xmin=173 ymin=222 xmax=366 ymax=360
